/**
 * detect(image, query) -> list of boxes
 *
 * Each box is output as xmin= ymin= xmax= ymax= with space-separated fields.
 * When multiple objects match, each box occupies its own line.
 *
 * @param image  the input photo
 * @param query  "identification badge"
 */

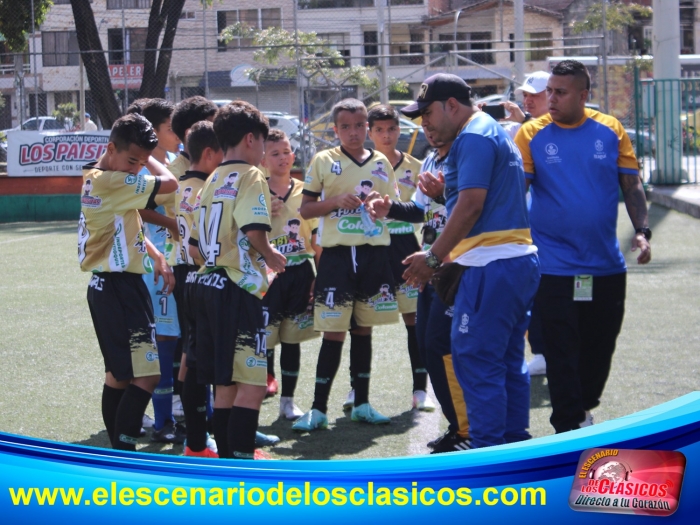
xmin=574 ymin=275 xmax=593 ymax=301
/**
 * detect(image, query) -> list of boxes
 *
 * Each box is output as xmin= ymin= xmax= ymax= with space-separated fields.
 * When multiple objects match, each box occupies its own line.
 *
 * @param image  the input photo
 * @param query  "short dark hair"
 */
xmin=127 ymin=98 xmax=174 ymax=130
xmin=126 ymin=98 xmax=150 ymax=116
xmin=187 ymin=120 xmax=220 ymax=164
xmin=266 ymin=128 xmax=288 ymax=143
xmin=360 ymin=179 xmax=372 ymax=187
xmin=368 ymin=104 xmax=400 ymax=128
xmin=110 ymin=113 xmax=158 ymax=152
xmin=288 ymin=218 xmax=301 ymax=226
xmin=171 ymin=96 xmax=219 ymax=143
xmin=213 ymin=100 xmax=269 ymax=153
xmin=332 ymin=98 xmax=367 ymax=125
xmin=551 ymin=60 xmax=591 ymax=91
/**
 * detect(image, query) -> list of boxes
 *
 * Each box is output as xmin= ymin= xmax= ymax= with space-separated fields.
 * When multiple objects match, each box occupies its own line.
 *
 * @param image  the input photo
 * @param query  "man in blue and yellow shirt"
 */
xmin=402 ymin=74 xmax=540 ymax=449
xmin=515 ymin=60 xmax=652 ymax=434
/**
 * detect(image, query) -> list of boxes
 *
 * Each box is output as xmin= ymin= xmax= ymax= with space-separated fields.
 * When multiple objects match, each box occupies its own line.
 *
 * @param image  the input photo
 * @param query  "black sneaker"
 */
xmin=430 ymin=433 xmax=473 ymax=454
xmin=427 ymin=430 xmax=454 ymax=450
xmin=151 ymin=421 xmax=186 ymax=444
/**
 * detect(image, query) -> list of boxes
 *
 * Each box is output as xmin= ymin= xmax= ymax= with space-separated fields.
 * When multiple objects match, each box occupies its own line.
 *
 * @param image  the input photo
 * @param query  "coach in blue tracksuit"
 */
xmin=402 ymin=74 xmax=540 ymax=449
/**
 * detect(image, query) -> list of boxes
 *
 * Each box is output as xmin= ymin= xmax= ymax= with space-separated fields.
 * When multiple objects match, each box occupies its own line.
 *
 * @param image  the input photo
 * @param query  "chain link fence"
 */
xmin=0 ymin=0 xmax=647 ymax=171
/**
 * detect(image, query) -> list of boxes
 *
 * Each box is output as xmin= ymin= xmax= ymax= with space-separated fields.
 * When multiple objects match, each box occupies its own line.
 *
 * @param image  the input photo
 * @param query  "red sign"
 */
xmin=108 ymin=64 xmax=144 ymax=89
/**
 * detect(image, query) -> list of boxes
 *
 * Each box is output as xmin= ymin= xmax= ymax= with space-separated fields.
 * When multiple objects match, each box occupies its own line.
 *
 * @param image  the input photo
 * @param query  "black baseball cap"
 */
xmin=401 ymin=74 xmax=472 ymax=119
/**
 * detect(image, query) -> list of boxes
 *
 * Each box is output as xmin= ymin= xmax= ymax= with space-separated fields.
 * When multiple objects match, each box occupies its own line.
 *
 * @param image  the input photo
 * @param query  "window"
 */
xmin=363 ymin=31 xmax=378 ymax=66
xmin=42 ymin=31 xmax=79 ymax=67
xmin=180 ymin=11 xmax=196 ymax=20
xmin=430 ymin=33 xmax=466 ymax=67
xmin=108 ymin=28 xmax=148 ymax=65
xmin=318 ymin=33 xmax=351 ymax=67
xmin=107 ymin=0 xmax=150 ymax=9
xmin=54 ymin=91 xmax=75 ymax=107
xmin=298 ymin=0 xmax=374 ymax=8
xmin=390 ymin=32 xmax=425 ymax=66
xmin=510 ymin=32 xmax=553 ymax=62
xmin=217 ymin=8 xmax=281 ymax=51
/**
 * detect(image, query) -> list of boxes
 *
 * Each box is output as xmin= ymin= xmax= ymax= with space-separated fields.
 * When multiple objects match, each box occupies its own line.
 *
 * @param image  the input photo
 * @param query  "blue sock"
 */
xmin=205 ymin=384 xmax=213 ymax=419
xmin=153 ymin=339 xmax=177 ymax=430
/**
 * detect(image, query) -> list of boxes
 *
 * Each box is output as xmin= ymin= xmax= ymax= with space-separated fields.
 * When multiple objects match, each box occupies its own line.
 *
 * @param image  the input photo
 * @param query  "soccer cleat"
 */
xmin=172 ymin=395 xmax=184 ymax=418
xmin=151 ymin=421 xmax=187 ymax=444
xmin=351 ymin=403 xmax=391 ymax=425
xmin=427 ymin=430 xmax=454 ymax=450
xmin=527 ymin=354 xmax=547 ymax=376
xmin=142 ymin=414 xmax=155 ymax=428
xmin=205 ymin=433 xmax=218 ymax=454
xmin=580 ymin=411 xmax=594 ymax=428
xmin=255 ymin=431 xmax=281 ymax=447
xmin=342 ymin=389 xmax=355 ymax=411
xmin=291 ymin=409 xmax=328 ymax=432
xmin=279 ymin=396 xmax=304 ymax=420
xmin=412 ymin=390 xmax=436 ymax=412
xmin=184 ymin=445 xmax=219 ymax=458
xmin=430 ymin=433 xmax=473 ymax=454
xmin=254 ymin=449 xmax=272 ymax=460
xmin=266 ymin=374 xmax=279 ymax=398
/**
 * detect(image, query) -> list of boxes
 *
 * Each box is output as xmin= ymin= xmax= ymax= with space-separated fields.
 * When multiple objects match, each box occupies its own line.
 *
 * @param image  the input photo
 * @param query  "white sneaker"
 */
xmin=279 ymin=396 xmax=304 ymax=420
xmin=172 ymin=395 xmax=184 ymax=418
xmin=205 ymin=433 xmax=218 ymax=454
xmin=142 ymin=414 xmax=155 ymax=428
xmin=412 ymin=390 xmax=436 ymax=412
xmin=527 ymin=354 xmax=547 ymax=376
xmin=342 ymin=389 xmax=355 ymax=410
xmin=580 ymin=411 xmax=594 ymax=428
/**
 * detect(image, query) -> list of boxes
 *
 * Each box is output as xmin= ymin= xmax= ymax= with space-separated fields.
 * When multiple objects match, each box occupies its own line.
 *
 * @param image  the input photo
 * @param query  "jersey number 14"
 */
xmin=197 ymin=202 xmax=223 ymax=267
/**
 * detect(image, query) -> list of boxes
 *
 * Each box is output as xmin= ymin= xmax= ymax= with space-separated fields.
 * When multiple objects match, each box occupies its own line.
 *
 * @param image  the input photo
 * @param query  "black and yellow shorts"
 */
xmin=389 ymin=232 xmax=421 ymax=314
xmin=262 ymin=260 xmax=318 ymax=347
xmin=194 ymin=269 xmax=267 ymax=387
xmin=313 ymin=244 xmax=399 ymax=332
xmin=86 ymin=272 xmax=159 ymax=381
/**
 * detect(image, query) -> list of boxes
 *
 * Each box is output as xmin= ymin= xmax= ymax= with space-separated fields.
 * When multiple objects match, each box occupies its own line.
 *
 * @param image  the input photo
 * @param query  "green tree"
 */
xmin=0 ymin=0 xmax=51 ymax=52
xmin=219 ymin=24 xmax=408 ymax=100
xmin=572 ymin=1 xmax=652 ymax=35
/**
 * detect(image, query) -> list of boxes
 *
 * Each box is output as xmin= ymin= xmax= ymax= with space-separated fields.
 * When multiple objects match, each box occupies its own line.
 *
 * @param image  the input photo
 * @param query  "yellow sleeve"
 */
xmin=233 ymin=172 xmax=272 ymax=230
xmin=613 ymin=120 xmax=639 ymax=174
xmin=303 ymin=154 xmax=324 ymax=195
xmin=307 ymin=216 xmax=319 ymax=232
xmin=108 ymin=171 xmax=158 ymax=212
xmin=514 ymin=122 xmax=536 ymax=176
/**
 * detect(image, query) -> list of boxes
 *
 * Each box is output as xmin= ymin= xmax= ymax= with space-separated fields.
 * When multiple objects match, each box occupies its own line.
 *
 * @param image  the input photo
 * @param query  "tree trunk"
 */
xmin=70 ymin=0 xmax=121 ymax=128
xmin=139 ymin=0 xmax=186 ymax=99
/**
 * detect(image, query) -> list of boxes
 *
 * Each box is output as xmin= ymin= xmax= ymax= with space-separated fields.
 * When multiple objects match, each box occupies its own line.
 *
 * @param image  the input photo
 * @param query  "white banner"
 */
xmin=7 ymin=130 xmax=111 ymax=177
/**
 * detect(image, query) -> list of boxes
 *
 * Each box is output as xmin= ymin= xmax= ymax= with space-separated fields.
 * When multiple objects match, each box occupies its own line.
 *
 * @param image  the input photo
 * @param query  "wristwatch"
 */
xmin=635 ymin=227 xmax=652 ymax=241
xmin=425 ymin=250 xmax=441 ymax=269
xmin=433 ymin=194 xmax=446 ymax=206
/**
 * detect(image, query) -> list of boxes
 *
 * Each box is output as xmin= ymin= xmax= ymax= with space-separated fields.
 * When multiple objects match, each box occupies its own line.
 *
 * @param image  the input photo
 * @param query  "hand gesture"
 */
xmin=418 ymin=170 xmax=445 ymax=199
xmin=270 ymin=195 xmax=284 ymax=217
xmin=365 ymin=194 xmax=392 ymax=220
xmin=333 ymin=193 xmax=362 ymax=210
xmin=631 ymin=234 xmax=651 ymax=265
xmin=502 ymin=101 xmax=526 ymax=123
xmin=265 ymin=247 xmax=287 ymax=274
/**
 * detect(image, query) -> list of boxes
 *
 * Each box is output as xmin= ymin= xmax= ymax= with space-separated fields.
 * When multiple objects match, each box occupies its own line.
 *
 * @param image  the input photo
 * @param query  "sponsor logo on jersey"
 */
xmin=545 ymin=143 xmax=562 ymax=164
xmin=594 ymin=139 xmax=607 ymax=159
xmin=124 ymin=174 xmax=137 ymax=185
xmin=399 ymin=282 xmax=419 ymax=299
xmin=214 ymin=172 xmax=239 ymax=199
xmin=371 ymin=161 xmax=389 ymax=182
xmin=320 ymin=311 xmax=342 ymax=319
xmin=134 ymin=174 xmax=149 ymax=194
xmin=179 ymin=187 xmax=194 ymax=212
xmin=398 ymin=171 xmax=416 ymax=188
xmin=458 ymin=313 xmax=469 ymax=333
xmin=81 ymin=180 xmax=102 ymax=208
xmin=145 ymin=351 xmax=159 ymax=362
xmin=337 ymin=216 xmax=384 ymax=234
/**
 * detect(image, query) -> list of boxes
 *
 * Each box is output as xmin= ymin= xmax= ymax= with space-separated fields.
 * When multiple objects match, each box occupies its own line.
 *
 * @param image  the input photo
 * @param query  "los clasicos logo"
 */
xmin=569 ymin=448 xmax=686 ymax=517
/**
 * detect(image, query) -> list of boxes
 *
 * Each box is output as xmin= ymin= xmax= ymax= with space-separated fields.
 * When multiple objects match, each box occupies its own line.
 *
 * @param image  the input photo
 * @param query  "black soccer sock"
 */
xmin=280 ymin=342 xmax=301 ymax=397
xmin=311 ymin=339 xmax=344 ymax=414
xmin=350 ymin=333 xmax=372 ymax=407
xmin=229 ymin=406 xmax=260 ymax=460
xmin=212 ymin=408 xmax=232 ymax=458
xmin=113 ymin=384 xmax=151 ymax=451
xmin=101 ymin=384 xmax=125 ymax=444
xmin=173 ymin=338 xmax=183 ymax=397
xmin=406 ymin=324 xmax=428 ymax=392
xmin=182 ymin=366 xmax=208 ymax=452
xmin=267 ymin=345 xmax=276 ymax=378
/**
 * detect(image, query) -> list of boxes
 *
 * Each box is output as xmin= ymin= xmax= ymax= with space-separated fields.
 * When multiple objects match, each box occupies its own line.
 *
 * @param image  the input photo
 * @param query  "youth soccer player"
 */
xmin=260 ymin=129 xmax=321 ymax=420
xmin=366 ymin=104 xmax=435 ymax=412
xmin=292 ymin=98 xmax=400 ymax=432
xmin=175 ymin=120 xmax=223 ymax=457
xmin=79 ymin=113 xmax=178 ymax=451
xmin=188 ymin=101 xmax=286 ymax=459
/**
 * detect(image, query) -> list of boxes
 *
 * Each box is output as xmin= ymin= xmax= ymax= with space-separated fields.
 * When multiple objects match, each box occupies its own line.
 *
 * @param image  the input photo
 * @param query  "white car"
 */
xmin=262 ymin=111 xmax=316 ymax=162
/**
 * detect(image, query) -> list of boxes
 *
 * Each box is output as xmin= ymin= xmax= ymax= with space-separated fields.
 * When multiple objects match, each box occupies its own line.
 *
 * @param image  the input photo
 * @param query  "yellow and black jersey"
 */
xmin=268 ymin=177 xmax=318 ymax=267
xmin=158 ymin=152 xmax=190 ymax=266
xmin=78 ymin=164 xmax=160 ymax=274
xmin=176 ymin=170 xmax=208 ymax=266
xmin=190 ymin=161 xmax=273 ymax=299
xmin=303 ymin=146 xmax=398 ymax=248
xmin=389 ymin=152 xmax=423 ymax=235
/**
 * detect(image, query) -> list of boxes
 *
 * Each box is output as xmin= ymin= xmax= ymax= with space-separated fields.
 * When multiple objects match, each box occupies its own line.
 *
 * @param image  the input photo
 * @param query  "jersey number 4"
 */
xmin=331 ymin=161 xmax=342 ymax=175
xmin=198 ymin=202 xmax=223 ymax=267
